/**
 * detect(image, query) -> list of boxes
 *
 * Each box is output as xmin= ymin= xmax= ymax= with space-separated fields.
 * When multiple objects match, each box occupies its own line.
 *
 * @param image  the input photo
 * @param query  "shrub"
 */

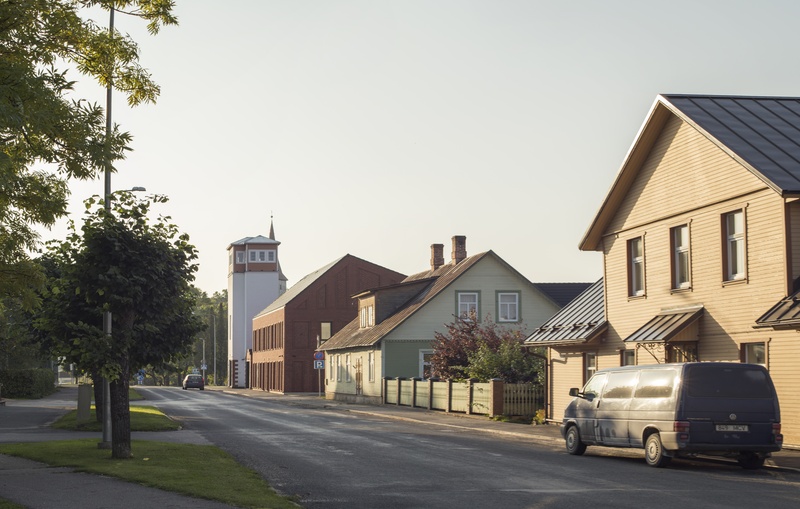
xmin=0 ymin=369 xmax=56 ymax=399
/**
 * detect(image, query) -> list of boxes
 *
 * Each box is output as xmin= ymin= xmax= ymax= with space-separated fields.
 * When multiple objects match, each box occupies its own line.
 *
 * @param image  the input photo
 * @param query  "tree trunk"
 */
xmin=110 ymin=366 xmax=132 ymax=459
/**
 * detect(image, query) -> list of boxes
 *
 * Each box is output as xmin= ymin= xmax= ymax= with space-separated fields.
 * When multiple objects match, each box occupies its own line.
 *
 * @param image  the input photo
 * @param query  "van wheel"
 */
xmin=645 ymin=433 xmax=671 ymax=468
xmin=565 ymin=426 xmax=587 ymax=456
xmin=737 ymin=453 xmax=765 ymax=470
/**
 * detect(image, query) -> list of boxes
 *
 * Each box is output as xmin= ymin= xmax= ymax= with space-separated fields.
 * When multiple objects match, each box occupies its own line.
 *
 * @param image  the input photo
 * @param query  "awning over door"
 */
xmin=623 ymin=305 xmax=704 ymax=343
xmin=755 ymin=290 xmax=800 ymax=329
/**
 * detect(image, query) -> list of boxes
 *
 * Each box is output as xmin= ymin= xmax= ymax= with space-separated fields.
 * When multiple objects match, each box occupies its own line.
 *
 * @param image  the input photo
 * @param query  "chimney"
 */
xmin=452 ymin=235 xmax=467 ymax=264
xmin=430 ymin=244 xmax=445 ymax=270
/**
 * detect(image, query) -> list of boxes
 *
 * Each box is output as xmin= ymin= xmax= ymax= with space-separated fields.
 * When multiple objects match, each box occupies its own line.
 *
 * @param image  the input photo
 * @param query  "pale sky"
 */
xmin=48 ymin=0 xmax=800 ymax=295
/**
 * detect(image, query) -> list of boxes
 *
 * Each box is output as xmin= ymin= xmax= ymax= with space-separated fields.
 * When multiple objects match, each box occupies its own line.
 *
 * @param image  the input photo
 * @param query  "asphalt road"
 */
xmin=139 ymin=387 xmax=800 ymax=509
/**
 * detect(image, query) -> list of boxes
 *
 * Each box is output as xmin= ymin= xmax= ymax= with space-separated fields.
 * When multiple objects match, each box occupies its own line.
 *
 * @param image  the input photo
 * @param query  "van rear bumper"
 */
xmin=660 ymin=432 xmax=782 ymax=453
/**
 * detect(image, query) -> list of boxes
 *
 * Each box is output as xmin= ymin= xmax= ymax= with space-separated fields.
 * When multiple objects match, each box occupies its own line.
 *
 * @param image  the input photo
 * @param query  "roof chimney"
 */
xmin=452 ymin=235 xmax=467 ymax=264
xmin=431 ymin=243 xmax=445 ymax=270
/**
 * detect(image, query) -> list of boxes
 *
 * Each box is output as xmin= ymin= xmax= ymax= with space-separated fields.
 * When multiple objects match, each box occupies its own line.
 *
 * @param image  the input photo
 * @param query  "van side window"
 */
xmin=602 ymin=372 xmax=637 ymax=399
xmin=634 ymin=370 xmax=675 ymax=399
xmin=581 ymin=373 xmax=607 ymax=400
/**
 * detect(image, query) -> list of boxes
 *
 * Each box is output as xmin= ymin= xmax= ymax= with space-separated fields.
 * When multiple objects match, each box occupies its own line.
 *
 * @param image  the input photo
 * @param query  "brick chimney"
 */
xmin=431 ymin=243 xmax=445 ymax=270
xmin=452 ymin=235 xmax=467 ymax=264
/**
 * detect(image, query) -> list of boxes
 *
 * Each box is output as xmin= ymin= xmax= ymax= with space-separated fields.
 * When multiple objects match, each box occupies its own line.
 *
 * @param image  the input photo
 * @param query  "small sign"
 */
xmin=314 ymin=360 xmax=325 ymax=370
xmin=313 ymin=351 xmax=324 ymax=360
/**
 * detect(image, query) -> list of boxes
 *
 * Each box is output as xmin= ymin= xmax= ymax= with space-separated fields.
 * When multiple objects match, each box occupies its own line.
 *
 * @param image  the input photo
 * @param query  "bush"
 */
xmin=0 ymin=369 xmax=56 ymax=398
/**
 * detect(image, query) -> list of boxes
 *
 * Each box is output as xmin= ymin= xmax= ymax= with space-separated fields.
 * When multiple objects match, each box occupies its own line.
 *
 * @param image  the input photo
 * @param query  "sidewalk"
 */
xmin=206 ymin=384 xmax=800 ymax=473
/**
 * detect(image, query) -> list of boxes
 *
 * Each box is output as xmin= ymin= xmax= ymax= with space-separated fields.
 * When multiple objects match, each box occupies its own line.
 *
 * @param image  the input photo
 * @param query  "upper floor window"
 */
xmin=671 ymin=225 xmax=691 ymax=290
xmin=320 ymin=322 xmax=332 ymax=342
xmin=359 ymin=305 xmax=374 ymax=328
xmin=497 ymin=292 xmax=520 ymax=322
xmin=235 ymin=251 xmax=245 ymax=264
xmin=628 ymin=237 xmax=645 ymax=297
xmin=724 ymin=210 xmax=746 ymax=281
xmin=249 ymin=250 xmax=276 ymax=263
xmin=457 ymin=292 xmax=479 ymax=320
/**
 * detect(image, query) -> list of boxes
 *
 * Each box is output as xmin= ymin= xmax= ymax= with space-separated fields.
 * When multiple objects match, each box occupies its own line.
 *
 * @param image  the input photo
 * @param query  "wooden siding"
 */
xmin=607 ymin=115 xmax=769 ymax=236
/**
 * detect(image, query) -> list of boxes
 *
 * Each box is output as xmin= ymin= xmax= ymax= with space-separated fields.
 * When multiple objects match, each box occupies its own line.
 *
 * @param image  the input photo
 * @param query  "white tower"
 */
xmin=226 ymin=220 xmax=287 ymax=387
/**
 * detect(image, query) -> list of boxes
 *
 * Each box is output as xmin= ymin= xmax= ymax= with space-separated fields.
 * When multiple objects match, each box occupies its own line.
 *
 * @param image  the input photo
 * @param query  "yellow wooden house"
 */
xmin=527 ymin=94 xmax=800 ymax=445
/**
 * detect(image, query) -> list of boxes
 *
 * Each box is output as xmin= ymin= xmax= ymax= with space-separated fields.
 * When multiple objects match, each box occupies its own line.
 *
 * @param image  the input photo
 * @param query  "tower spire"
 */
xmin=268 ymin=212 xmax=275 ymax=240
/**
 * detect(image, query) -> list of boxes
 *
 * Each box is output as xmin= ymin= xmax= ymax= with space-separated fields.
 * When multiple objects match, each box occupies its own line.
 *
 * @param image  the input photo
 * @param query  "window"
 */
xmin=602 ymin=372 xmax=637 ymax=399
xmin=420 ymin=350 xmax=434 ymax=378
xmin=320 ymin=322 xmax=332 ymax=342
xmin=584 ymin=352 xmax=597 ymax=384
xmin=359 ymin=305 xmax=374 ymax=328
xmin=497 ymin=292 xmax=520 ymax=322
xmin=345 ymin=354 xmax=351 ymax=382
xmin=457 ymin=292 xmax=479 ymax=320
xmin=336 ymin=355 xmax=341 ymax=382
xmin=621 ymin=349 xmax=635 ymax=366
xmin=671 ymin=225 xmax=691 ymax=289
xmin=235 ymin=251 xmax=245 ymax=264
xmin=628 ymin=237 xmax=645 ymax=297
xmin=742 ymin=342 xmax=766 ymax=366
xmin=368 ymin=351 xmax=375 ymax=382
xmin=248 ymin=250 xmax=276 ymax=263
xmin=328 ymin=355 xmax=335 ymax=381
xmin=724 ymin=210 xmax=746 ymax=281
xmin=668 ymin=343 xmax=697 ymax=363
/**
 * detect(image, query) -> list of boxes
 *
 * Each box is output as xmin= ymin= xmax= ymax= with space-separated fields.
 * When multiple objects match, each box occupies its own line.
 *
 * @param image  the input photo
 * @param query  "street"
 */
xmin=139 ymin=387 xmax=800 ymax=509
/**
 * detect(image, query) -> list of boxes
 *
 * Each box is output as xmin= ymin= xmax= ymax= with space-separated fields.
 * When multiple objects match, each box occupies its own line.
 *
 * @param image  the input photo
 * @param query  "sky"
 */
xmin=47 ymin=0 xmax=800 ymax=295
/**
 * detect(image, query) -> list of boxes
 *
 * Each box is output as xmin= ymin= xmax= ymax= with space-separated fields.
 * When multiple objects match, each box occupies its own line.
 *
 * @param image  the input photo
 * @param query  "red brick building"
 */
xmin=248 ymin=254 xmax=405 ymax=393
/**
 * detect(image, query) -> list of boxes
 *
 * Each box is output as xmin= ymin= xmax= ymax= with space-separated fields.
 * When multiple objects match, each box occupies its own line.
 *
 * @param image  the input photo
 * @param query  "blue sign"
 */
xmin=313 ymin=351 xmax=324 ymax=360
xmin=314 ymin=360 xmax=324 ymax=370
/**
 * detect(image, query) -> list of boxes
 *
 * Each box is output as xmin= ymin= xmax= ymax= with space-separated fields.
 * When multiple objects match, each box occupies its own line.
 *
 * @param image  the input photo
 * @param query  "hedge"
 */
xmin=0 ymin=369 xmax=57 ymax=399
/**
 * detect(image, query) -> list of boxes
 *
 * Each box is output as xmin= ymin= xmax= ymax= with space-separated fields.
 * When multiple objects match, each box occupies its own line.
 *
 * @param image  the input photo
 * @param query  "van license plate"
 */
xmin=716 ymin=424 xmax=749 ymax=432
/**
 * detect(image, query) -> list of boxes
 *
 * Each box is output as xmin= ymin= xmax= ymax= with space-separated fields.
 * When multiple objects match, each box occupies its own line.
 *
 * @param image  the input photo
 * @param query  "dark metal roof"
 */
xmin=532 ymin=282 xmax=594 ymax=308
xmin=662 ymin=95 xmax=800 ymax=195
xmin=623 ymin=305 xmax=704 ymax=343
xmin=755 ymin=289 xmax=800 ymax=329
xmin=524 ymin=279 xmax=606 ymax=345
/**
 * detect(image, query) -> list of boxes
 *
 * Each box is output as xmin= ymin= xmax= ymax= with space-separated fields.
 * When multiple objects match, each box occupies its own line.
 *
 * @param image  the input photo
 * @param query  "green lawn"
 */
xmin=1 ymin=388 xmax=297 ymax=507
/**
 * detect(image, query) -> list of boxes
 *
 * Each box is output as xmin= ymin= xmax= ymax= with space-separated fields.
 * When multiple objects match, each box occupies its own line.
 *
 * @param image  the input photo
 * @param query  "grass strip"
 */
xmin=52 ymin=405 xmax=181 ymax=432
xmin=0 ymin=439 xmax=297 ymax=509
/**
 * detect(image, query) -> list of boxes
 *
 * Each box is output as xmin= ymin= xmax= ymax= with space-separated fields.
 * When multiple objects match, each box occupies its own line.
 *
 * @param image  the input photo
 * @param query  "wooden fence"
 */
xmin=383 ymin=377 xmax=544 ymax=417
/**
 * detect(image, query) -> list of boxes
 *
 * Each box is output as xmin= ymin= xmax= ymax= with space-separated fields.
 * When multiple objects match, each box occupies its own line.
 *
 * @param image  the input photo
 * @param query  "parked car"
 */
xmin=561 ymin=362 xmax=782 ymax=468
xmin=182 ymin=374 xmax=204 ymax=390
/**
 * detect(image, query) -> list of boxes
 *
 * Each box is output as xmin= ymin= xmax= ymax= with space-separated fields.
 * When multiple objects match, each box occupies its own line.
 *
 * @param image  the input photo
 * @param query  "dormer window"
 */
xmin=360 ymin=304 xmax=375 ymax=328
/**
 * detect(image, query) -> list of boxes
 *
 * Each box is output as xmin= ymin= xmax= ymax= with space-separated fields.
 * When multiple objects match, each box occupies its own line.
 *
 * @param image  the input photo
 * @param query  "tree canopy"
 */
xmin=36 ymin=191 xmax=204 ymax=457
xmin=430 ymin=314 xmax=543 ymax=383
xmin=0 ymin=0 xmax=177 ymax=310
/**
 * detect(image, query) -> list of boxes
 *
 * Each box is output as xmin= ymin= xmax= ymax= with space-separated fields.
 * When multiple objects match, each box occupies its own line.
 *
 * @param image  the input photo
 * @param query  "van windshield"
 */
xmin=684 ymin=365 xmax=772 ymax=399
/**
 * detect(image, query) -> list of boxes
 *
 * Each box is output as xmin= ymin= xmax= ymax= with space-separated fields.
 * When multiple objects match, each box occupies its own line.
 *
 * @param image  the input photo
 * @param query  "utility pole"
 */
xmin=99 ymin=5 xmax=115 ymax=451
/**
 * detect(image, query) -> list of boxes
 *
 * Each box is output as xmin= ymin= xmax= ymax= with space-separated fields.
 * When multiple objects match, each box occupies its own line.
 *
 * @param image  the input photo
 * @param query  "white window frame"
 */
xmin=457 ymin=292 xmax=479 ymax=320
xmin=336 ymin=355 xmax=341 ymax=382
xmin=671 ymin=224 xmax=691 ymax=290
xmin=235 ymin=251 xmax=245 ymax=264
xmin=725 ymin=210 xmax=746 ymax=281
xmin=628 ymin=237 xmax=645 ymax=297
xmin=320 ymin=322 xmax=332 ymax=342
xmin=742 ymin=342 xmax=766 ymax=367
xmin=345 ymin=354 xmax=351 ymax=382
xmin=584 ymin=352 xmax=597 ymax=384
xmin=419 ymin=349 xmax=434 ymax=379
xmin=497 ymin=292 xmax=520 ymax=322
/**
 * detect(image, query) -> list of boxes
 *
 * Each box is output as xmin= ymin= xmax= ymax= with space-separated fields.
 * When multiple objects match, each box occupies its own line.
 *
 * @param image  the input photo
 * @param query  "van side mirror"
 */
xmin=569 ymin=388 xmax=580 ymax=397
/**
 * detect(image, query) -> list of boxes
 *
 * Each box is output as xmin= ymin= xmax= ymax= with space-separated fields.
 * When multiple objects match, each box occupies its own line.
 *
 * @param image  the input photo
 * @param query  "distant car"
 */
xmin=182 ymin=374 xmax=204 ymax=390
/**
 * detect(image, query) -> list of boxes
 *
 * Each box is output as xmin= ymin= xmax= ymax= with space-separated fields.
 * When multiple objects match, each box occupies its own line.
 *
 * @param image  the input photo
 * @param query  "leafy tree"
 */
xmin=36 ymin=191 xmax=204 ymax=459
xmin=0 ymin=0 xmax=177 ymax=309
xmin=431 ymin=313 xmax=542 ymax=383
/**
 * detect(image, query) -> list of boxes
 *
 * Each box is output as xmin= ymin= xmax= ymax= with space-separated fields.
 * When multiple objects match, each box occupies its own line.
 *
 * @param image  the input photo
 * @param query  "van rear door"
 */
xmin=680 ymin=364 xmax=780 ymax=449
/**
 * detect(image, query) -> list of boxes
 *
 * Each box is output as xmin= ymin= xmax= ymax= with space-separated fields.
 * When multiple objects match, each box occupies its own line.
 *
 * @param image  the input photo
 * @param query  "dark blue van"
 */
xmin=561 ymin=362 xmax=782 ymax=468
